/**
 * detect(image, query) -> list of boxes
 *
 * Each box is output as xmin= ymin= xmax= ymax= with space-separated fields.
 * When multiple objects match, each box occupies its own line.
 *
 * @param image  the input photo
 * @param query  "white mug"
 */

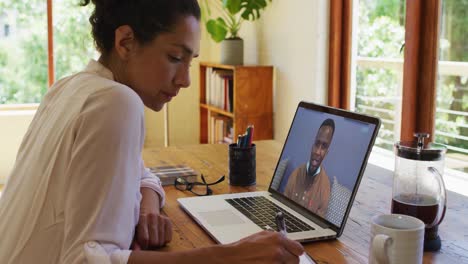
xmin=369 ymin=214 xmax=425 ymax=264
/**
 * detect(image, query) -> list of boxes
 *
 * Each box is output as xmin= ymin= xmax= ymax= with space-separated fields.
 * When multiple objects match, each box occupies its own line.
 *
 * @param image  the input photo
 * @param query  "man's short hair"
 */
xmin=318 ymin=118 xmax=335 ymax=139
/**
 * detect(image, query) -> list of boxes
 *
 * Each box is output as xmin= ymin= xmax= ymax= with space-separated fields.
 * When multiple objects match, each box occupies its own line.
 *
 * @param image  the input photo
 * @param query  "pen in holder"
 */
xmin=228 ymin=143 xmax=256 ymax=186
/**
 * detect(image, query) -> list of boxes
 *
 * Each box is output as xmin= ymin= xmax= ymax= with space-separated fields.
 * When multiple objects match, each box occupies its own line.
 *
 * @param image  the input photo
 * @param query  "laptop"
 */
xmin=178 ymin=101 xmax=381 ymax=244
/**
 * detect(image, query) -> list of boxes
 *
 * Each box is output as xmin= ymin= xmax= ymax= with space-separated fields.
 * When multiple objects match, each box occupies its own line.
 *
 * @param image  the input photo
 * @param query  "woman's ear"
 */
xmin=114 ymin=25 xmax=136 ymax=60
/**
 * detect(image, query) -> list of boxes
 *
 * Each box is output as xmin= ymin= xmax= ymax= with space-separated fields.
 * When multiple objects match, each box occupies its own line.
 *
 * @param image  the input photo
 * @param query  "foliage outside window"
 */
xmin=355 ymin=0 xmax=468 ymax=173
xmin=355 ymin=0 xmax=405 ymax=149
xmin=0 ymin=0 xmax=94 ymax=105
xmin=435 ymin=0 xmax=468 ymax=166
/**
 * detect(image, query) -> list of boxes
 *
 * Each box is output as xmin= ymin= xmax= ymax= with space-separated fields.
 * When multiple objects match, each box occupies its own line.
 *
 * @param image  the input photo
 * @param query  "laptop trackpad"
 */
xmin=199 ymin=210 xmax=246 ymax=226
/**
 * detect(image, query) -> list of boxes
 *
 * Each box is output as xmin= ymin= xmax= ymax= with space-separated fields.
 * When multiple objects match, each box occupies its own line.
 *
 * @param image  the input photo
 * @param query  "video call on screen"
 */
xmin=270 ymin=107 xmax=376 ymax=227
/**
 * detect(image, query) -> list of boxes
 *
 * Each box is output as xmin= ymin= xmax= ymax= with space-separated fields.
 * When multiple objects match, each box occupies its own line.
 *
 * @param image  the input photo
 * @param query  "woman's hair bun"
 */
xmin=80 ymin=0 xmax=200 ymax=53
xmin=80 ymin=0 xmax=112 ymax=8
xmin=79 ymin=0 xmax=92 ymax=6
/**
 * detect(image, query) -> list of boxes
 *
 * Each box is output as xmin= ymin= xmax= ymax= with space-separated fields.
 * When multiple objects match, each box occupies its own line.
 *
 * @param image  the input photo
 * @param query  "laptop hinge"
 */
xmin=269 ymin=191 xmax=335 ymax=231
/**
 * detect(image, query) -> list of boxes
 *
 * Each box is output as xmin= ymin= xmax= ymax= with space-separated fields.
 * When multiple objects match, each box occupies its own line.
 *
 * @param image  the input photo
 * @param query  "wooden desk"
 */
xmin=143 ymin=140 xmax=468 ymax=263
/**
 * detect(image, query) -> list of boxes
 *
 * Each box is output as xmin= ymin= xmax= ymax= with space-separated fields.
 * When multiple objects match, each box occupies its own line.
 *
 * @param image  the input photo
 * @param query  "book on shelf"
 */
xmin=205 ymin=67 xmax=211 ymax=105
xmin=204 ymin=67 xmax=233 ymax=112
xmin=208 ymin=114 xmax=233 ymax=144
xmin=149 ymin=165 xmax=197 ymax=186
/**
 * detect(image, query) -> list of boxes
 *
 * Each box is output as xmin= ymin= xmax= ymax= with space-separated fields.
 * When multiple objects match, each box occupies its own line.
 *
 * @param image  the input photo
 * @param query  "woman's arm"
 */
xmin=133 ymin=187 xmax=173 ymax=250
xmin=133 ymin=158 xmax=172 ymax=249
xmin=61 ymin=87 xmax=146 ymax=263
xmin=128 ymin=231 xmax=304 ymax=264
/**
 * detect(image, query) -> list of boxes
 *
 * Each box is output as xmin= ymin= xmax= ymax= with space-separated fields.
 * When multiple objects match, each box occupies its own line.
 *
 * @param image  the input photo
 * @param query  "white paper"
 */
xmin=300 ymin=253 xmax=317 ymax=264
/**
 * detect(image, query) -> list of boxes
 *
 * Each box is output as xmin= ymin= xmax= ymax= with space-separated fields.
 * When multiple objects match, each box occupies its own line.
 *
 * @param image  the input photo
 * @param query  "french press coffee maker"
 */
xmin=392 ymin=133 xmax=447 ymax=251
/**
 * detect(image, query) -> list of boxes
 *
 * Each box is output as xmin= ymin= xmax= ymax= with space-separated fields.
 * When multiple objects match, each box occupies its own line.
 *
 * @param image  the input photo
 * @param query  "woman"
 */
xmin=0 ymin=0 xmax=303 ymax=263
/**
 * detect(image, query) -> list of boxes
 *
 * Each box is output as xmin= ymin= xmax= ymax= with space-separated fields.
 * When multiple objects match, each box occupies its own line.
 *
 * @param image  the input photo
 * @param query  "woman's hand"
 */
xmin=129 ymin=230 xmax=303 ymax=264
xmin=132 ymin=188 xmax=173 ymax=250
xmin=132 ymin=212 xmax=173 ymax=250
xmin=222 ymin=230 xmax=304 ymax=263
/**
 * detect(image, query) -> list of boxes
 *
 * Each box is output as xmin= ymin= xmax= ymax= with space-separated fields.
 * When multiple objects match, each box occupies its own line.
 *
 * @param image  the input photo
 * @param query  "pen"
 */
xmin=276 ymin=212 xmax=317 ymax=264
xmin=248 ymin=125 xmax=254 ymax=147
xmin=275 ymin=211 xmax=287 ymax=236
xmin=243 ymin=127 xmax=250 ymax=148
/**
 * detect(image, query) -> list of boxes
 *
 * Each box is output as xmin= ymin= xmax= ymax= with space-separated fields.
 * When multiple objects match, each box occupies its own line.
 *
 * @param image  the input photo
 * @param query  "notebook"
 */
xmin=149 ymin=165 xmax=197 ymax=186
xmin=178 ymin=101 xmax=380 ymax=245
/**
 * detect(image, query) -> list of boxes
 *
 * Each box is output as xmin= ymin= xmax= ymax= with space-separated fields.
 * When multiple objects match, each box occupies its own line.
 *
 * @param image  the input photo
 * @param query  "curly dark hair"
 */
xmin=80 ymin=0 xmax=200 ymax=54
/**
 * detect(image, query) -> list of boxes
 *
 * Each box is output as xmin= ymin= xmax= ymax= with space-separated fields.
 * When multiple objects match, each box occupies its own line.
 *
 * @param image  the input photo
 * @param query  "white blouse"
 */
xmin=0 ymin=60 xmax=165 ymax=264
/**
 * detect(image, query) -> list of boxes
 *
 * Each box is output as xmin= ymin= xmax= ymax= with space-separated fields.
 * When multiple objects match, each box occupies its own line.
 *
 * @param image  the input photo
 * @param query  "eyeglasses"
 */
xmin=174 ymin=174 xmax=225 ymax=196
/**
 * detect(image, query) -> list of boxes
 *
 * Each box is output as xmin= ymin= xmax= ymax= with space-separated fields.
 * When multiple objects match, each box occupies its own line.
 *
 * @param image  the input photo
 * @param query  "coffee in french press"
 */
xmin=392 ymin=133 xmax=447 ymax=252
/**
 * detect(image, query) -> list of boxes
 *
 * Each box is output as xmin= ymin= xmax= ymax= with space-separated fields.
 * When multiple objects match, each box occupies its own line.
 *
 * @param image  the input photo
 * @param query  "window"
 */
xmin=0 ymin=1 xmax=94 ymax=105
xmin=53 ymin=1 xmax=95 ymax=82
xmin=352 ymin=0 xmax=406 ymax=150
xmin=435 ymin=0 xmax=468 ymax=172
xmin=330 ymin=0 xmax=468 ymax=174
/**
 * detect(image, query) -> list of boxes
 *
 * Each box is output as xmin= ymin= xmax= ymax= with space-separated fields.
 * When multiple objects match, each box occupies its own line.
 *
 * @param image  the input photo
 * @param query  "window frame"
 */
xmin=0 ymin=0 xmax=54 ymax=108
xmin=328 ymin=0 xmax=353 ymax=110
xmin=400 ymin=0 xmax=441 ymax=142
xmin=328 ymin=0 xmax=442 ymax=143
xmin=47 ymin=0 xmax=54 ymax=87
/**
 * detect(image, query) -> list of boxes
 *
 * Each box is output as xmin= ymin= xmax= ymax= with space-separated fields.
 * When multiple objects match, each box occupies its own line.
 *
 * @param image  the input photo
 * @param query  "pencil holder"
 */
xmin=228 ymin=143 xmax=256 ymax=186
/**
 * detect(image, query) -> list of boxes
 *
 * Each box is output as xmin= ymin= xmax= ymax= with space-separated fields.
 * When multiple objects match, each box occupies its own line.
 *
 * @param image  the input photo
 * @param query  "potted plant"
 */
xmin=201 ymin=0 xmax=272 ymax=65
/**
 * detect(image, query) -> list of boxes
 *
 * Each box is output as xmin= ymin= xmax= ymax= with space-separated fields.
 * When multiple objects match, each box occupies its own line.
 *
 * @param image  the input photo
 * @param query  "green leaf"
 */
xmin=223 ymin=0 xmax=242 ymax=15
xmin=206 ymin=18 xmax=229 ymax=42
xmin=240 ymin=0 xmax=271 ymax=21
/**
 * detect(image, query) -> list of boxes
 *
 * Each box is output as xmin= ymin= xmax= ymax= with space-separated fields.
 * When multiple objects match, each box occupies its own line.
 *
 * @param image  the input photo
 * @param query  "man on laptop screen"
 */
xmin=284 ymin=119 xmax=335 ymax=217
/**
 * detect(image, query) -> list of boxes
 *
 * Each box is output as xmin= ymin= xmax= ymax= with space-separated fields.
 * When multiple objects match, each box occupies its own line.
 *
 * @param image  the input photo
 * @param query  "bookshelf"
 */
xmin=199 ymin=62 xmax=273 ymax=144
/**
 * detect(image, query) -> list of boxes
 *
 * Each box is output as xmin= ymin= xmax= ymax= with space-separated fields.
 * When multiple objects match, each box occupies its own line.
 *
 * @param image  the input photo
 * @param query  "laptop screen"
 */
xmin=269 ymin=102 xmax=379 ymax=229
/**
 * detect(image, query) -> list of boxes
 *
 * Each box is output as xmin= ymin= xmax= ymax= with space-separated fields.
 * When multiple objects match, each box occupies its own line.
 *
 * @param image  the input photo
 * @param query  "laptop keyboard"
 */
xmin=225 ymin=196 xmax=315 ymax=233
